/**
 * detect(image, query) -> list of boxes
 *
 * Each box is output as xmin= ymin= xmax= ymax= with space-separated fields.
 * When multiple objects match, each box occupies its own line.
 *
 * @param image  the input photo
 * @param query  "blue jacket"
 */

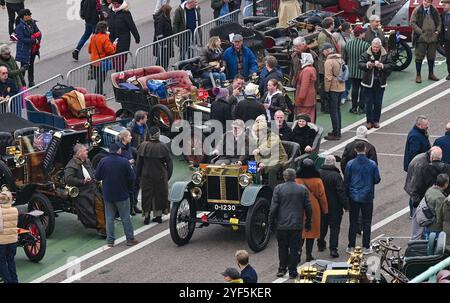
xmin=223 ymin=45 xmax=258 ymax=79
xmin=241 ymin=265 xmax=258 ymax=283
xmin=434 ymin=131 xmax=450 ymax=165
xmin=403 ymin=125 xmax=431 ymax=172
xmin=95 ymin=153 xmax=135 ymax=203
xmin=345 ymin=154 xmax=381 ymax=203
xmin=15 ymin=19 xmax=33 ymax=64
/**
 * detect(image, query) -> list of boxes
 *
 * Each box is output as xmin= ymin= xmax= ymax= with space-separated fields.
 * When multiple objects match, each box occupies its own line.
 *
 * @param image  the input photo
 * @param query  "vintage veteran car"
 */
xmin=169 ymin=162 xmax=273 ymax=252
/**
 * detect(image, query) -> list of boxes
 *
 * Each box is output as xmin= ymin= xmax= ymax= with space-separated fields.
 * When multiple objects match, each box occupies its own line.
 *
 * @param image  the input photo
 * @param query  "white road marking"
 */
xmin=33 ymin=81 xmax=449 ymax=283
xmin=61 ymin=229 xmax=171 ymax=283
xmin=323 ymin=88 xmax=450 ymax=156
xmin=376 ymin=153 xmax=404 ymax=157
xmin=272 ymin=89 xmax=450 ymax=283
xmin=346 ymin=130 xmax=439 ymax=138
xmin=30 ymin=215 xmax=169 ymax=283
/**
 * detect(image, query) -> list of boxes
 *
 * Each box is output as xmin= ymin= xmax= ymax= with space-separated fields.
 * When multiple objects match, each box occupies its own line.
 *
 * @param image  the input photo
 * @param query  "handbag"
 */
xmin=51 ymin=83 xmax=76 ymax=99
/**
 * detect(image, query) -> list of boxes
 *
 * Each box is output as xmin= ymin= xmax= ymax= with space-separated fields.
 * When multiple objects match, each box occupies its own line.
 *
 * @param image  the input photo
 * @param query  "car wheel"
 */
xmin=27 ymin=193 xmax=55 ymax=238
xmin=245 ymin=197 xmax=271 ymax=252
xmin=149 ymin=104 xmax=174 ymax=131
xmin=392 ymin=40 xmax=412 ymax=71
xmin=91 ymin=152 xmax=108 ymax=169
xmin=22 ymin=217 xmax=47 ymax=263
xmin=169 ymin=198 xmax=196 ymax=246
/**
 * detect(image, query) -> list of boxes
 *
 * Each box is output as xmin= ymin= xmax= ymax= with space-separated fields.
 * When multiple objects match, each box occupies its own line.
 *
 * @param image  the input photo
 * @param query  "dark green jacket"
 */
xmin=425 ymin=185 xmax=447 ymax=232
xmin=0 ymin=55 xmax=25 ymax=89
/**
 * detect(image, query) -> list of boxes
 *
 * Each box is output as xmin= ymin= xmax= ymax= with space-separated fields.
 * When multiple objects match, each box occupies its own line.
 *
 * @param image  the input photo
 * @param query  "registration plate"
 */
xmin=213 ymin=204 xmax=236 ymax=211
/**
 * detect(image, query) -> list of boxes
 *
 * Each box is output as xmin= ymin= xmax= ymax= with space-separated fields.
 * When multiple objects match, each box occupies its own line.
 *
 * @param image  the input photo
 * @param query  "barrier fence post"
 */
xmin=66 ymin=51 xmax=134 ymax=100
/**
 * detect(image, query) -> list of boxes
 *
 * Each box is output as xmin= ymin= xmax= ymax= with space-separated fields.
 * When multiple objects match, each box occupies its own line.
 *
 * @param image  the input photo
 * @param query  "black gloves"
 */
xmin=304 ymin=221 xmax=312 ymax=232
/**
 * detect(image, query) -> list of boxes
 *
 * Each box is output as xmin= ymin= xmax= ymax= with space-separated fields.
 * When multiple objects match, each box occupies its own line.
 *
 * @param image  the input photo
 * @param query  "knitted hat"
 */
xmin=353 ymin=25 xmax=367 ymax=36
xmin=213 ymin=87 xmax=229 ymax=100
xmin=221 ymin=267 xmax=241 ymax=279
xmin=296 ymin=113 xmax=311 ymax=123
xmin=356 ymin=125 xmax=368 ymax=140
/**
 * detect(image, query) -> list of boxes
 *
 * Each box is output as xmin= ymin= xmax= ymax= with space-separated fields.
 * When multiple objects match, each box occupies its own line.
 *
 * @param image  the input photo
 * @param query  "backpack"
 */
xmin=336 ymin=62 xmax=349 ymax=83
xmin=415 ymin=197 xmax=436 ymax=227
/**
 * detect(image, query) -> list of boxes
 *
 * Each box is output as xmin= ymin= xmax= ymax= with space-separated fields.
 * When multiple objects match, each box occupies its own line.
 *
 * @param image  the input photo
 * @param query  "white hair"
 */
xmin=369 ymin=15 xmax=380 ymax=22
xmin=293 ymin=36 xmax=306 ymax=46
xmin=0 ymin=44 xmax=11 ymax=55
xmin=372 ymin=38 xmax=382 ymax=46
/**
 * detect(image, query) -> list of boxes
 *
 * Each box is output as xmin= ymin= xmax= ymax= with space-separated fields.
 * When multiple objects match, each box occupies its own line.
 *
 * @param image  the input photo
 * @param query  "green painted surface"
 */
xmin=17 ymin=56 xmax=448 ymax=283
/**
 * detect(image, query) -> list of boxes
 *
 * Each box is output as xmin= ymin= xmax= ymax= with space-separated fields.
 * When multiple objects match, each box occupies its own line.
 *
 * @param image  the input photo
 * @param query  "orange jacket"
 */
xmin=88 ymin=33 xmax=117 ymax=66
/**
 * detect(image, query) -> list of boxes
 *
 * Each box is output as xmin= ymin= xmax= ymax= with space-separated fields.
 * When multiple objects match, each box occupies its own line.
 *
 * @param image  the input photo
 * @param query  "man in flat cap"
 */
xmin=223 ymin=33 xmax=258 ymax=80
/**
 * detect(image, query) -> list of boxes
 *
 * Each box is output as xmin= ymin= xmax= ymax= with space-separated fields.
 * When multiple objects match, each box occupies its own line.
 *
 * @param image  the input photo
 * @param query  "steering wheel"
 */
xmin=378 ymin=238 xmax=401 ymax=252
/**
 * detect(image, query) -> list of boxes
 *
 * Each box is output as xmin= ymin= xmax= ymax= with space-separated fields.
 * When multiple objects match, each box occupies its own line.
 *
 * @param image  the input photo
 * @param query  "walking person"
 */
xmin=345 ymin=141 xmax=381 ymax=254
xmin=404 ymin=116 xmax=431 ymax=217
xmin=137 ymin=127 xmax=173 ymax=225
xmin=235 ymin=250 xmax=258 ymax=283
xmin=211 ymin=0 xmax=239 ymax=19
xmin=72 ymin=0 xmax=102 ymax=61
xmin=442 ymin=0 xmax=450 ymax=80
xmin=345 ymin=25 xmax=370 ymax=114
xmin=269 ymin=168 xmax=312 ymax=279
xmin=173 ymin=0 xmax=201 ymax=60
xmin=433 ymin=122 xmax=450 ymax=165
xmin=0 ymin=189 xmax=18 ymax=283
xmin=411 ymin=0 xmax=441 ymax=83
xmin=294 ymin=52 xmax=317 ymax=122
xmin=95 ymin=143 xmax=138 ymax=247
xmin=359 ymin=38 xmax=393 ymax=129
xmin=14 ymin=8 xmax=41 ymax=87
xmin=0 ymin=0 xmax=25 ymax=41
xmin=88 ymin=21 xmax=117 ymax=95
xmin=108 ymin=0 xmax=140 ymax=71
xmin=296 ymin=159 xmax=328 ymax=262
xmin=323 ymin=43 xmax=345 ymax=140
xmin=319 ymin=155 xmax=349 ymax=258
xmin=153 ymin=4 xmax=174 ymax=71
xmin=101 ymin=0 xmax=113 ymax=20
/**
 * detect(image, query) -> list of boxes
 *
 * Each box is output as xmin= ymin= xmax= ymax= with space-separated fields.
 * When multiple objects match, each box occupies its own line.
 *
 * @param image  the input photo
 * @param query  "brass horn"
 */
xmin=65 ymin=186 xmax=79 ymax=198
xmin=91 ymin=130 xmax=101 ymax=146
xmin=15 ymin=154 xmax=25 ymax=167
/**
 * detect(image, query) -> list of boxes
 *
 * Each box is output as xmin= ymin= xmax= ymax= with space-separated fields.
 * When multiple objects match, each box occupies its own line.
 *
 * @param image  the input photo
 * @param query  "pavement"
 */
xmin=3 ymin=0 xmax=450 ymax=284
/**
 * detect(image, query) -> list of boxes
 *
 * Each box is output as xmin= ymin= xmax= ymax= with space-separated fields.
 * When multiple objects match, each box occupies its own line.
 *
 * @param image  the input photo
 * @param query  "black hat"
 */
xmin=109 ymin=142 xmax=121 ymax=153
xmin=296 ymin=113 xmax=311 ymax=123
xmin=112 ymin=0 xmax=124 ymax=3
xmin=18 ymin=9 xmax=32 ymax=18
xmin=149 ymin=126 xmax=160 ymax=136
xmin=221 ymin=267 xmax=241 ymax=280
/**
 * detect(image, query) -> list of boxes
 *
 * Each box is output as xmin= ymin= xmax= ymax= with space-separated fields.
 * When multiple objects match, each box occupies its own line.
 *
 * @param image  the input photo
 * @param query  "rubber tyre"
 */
xmin=23 ymin=217 xmax=47 ymax=263
xmin=245 ymin=197 xmax=271 ymax=252
xmin=149 ymin=104 xmax=174 ymax=131
xmin=392 ymin=40 xmax=412 ymax=71
xmin=91 ymin=152 xmax=108 ymax=169
xmin=170 ymin=198 xmax=196 ymax=246
xmin=27 ymin=192 xmax=55 ymax=238
xmin=0 ymin=161 xmax=15 ymax=191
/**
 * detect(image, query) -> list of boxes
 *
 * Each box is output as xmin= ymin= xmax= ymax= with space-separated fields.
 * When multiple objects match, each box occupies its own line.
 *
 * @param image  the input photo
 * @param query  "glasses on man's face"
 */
xmin=0 ymin=72 xmax=8 ymax=75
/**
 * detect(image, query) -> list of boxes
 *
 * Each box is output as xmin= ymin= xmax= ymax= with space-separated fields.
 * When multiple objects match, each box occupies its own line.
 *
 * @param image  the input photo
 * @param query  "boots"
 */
xmin=428 ymin=74 xmax=439 ymax=81
xmin=428 ymin=60 xmax=439 ymax=81
xmin=416 ymin=74 xmax=422 ymax=83
xmin=415 ymin=60 xmax=422 ymax=83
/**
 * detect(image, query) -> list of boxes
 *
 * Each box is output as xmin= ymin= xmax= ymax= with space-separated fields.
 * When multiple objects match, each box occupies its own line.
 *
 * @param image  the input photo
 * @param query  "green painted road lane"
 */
xmin=17 ymin=56 xmax=448 ymax=283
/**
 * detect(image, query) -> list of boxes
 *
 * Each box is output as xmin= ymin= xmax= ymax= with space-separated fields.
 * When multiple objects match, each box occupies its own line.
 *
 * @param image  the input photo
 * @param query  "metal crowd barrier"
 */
xmin=409 ymin=256 xmax=450 ymax=283
xmin=243 ymin=0 xmax=280 ymax=17
xmin=193 ymin=9 xmax=241 ymax=51
xmin=134 ymin=30 xmax=192 ymax=71
xmin=7 ymin=74 xmax=65 ymax=119
xmin=66 ymin=51 xmax=135 ymax=100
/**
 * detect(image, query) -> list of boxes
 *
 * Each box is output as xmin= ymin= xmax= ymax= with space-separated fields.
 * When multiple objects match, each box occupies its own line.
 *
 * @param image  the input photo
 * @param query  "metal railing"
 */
xmin=193 ymin=9 xmax=241 ymax=52
xmin=7 ymin=74 xmax=65 ymax=118
xmin=66 ymin=51 xmax=135 ymax=100
xmin=409 ymin=256 xmax=450 ymax=283
xmin=134 ymin=30 xmax=192 ymax=71
xmin=243 ymin=0 xmax=280 ymax=17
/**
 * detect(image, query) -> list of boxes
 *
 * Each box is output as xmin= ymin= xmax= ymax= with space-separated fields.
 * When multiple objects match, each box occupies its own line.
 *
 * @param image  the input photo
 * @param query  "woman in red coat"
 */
xmin=294 ymin=52 xmax=317 ymax=123
xmin=295 ymin=158 xmax=328 ymax=262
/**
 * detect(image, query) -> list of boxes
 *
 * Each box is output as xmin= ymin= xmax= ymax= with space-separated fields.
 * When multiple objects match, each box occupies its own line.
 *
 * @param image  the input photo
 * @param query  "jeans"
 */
xmin=104 ymin=198 xmax=135 ymax=243
xmin=319 ymin=212 xmax=343 ymax=250
xmin=365 ymin=82 xmax=385 ymax=123
xmin=348 ymin=201 xmax=373 ymax=249
xmin=341 ymin=79 xmax=352 ymax=100
xmin=76 ymin=22 xmax=96 ymax=51
xmin=0 ymin=243 xmax=18 ymax=283
xmin=6 ymin=2 xmax=24 ymax=35
xmin=328 ymin=91 xmax=342 ymax=136
xmin=276 ymin=229 xmax=301 ymax=275
xmin=350 ymin=78 xmax=364 ymax=110
xmin=202 ymin=71 xmax=226 ymax=85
